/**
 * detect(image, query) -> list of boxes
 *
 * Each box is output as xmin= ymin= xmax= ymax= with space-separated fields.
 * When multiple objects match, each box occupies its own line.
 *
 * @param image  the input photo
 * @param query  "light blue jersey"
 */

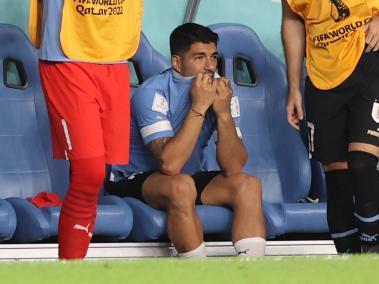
xmin=39 ymin=0 xmax=72 ymax=62
xmin=110 ymin=68 xmax=242 ymax=181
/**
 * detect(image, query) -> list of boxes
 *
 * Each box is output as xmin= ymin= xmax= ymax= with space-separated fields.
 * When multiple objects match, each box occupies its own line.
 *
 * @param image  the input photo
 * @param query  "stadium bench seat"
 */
xmin=0 ymin=24 xmax=133 ymax=243
xmin=0 ymin=199 xmax=16 ymax=242
xmin=204 ymin=23 xmax=328 ymax=237
xmin=129 ymin=33 xmax=171 ymax=87
xmin=110 ymin=23 xmax=328 ymax=242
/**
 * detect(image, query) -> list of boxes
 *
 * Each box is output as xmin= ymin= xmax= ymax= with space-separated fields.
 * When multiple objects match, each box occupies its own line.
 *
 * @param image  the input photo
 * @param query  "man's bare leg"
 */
xmin=201 ymin=172 xmax=266 ymax=256
xmin=142 ymin=173 xmax=204 ymax=254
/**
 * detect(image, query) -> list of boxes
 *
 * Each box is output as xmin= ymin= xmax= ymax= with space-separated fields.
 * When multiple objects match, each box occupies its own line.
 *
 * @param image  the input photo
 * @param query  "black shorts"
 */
xmin=305 ymin=51 xmax=379 ymax=164
xmin=104 ymin=171 xmax=221 ymax=205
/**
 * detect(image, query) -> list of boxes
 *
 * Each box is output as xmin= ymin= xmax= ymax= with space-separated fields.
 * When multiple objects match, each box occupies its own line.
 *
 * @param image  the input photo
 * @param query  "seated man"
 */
xmin=106 ymin=23 xmax=266 ymax=258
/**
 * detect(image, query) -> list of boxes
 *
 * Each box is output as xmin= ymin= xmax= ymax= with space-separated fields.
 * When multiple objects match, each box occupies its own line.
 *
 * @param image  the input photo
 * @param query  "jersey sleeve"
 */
xmin=286 ymin=0 xmax=308 ymax=19
xmin=132 ymin=88 xmax=175 ymax=145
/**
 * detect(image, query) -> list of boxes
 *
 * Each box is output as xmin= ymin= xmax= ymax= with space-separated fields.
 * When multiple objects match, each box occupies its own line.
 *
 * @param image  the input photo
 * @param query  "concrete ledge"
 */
xmin=0 ymin=241 xmax=337 ymax=261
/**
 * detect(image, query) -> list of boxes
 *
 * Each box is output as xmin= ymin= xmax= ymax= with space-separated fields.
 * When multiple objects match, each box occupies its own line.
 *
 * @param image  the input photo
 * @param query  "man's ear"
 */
xmin=171 ymin=55 xmax=181 ymax=73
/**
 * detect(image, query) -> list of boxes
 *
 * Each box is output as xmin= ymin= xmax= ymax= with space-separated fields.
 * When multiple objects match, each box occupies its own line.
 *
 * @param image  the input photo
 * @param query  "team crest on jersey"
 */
xmin=152 ymin=92 xmax=169 ymax=115
xmin=330 ymin=0 xmax=350 ymax=23
xmin=372 ymin=100 xmax=379 ymax=123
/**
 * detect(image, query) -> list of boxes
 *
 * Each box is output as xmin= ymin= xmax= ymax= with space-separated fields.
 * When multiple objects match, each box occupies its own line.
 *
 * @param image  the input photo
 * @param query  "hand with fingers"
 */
xmin=190 ymin=72 xmax=217 ymax=116
xmin=365 ymin=15 xmax=379 ymax=52
xmin=286 ymin=88 xmax=304 ymax=130
xmin=212 ymin=77 xmax=233 ymax=117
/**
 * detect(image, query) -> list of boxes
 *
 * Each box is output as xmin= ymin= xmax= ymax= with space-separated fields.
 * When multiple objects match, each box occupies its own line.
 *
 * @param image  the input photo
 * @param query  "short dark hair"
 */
xmin=169 ymin=23 xmax=219 ymax=56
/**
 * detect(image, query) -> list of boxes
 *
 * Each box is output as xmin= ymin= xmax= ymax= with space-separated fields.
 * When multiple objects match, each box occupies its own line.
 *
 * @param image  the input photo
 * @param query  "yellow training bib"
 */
xmin=29 ymin=0 xmax=43 ymax=49
xmin=60 ymin=0 xmax=143 ymax=62
xmin=288 ymin=0 xmax=377 ymax=90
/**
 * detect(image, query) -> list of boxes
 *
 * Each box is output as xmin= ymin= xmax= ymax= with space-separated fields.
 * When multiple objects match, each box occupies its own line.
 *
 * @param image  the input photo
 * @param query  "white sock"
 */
xmin=177 ymin=242 xmax=207 ymax=259
xmin=234 ymin=237 xmax=266 ymax=257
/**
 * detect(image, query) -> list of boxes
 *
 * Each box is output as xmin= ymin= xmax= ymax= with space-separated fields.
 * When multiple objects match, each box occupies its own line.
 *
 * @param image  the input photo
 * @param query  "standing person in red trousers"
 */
xmin=29 ymin=0 xmax=143 ymax=259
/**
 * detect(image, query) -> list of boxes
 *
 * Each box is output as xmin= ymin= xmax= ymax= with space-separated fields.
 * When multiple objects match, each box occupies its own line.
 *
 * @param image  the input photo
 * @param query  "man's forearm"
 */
xmin=216 ymin=113 xmax=247 ymax=176
xmin=158 ymin=110 xmax=204 ymax=175
xmin=281 ymin=2 xmax=306 ymax=91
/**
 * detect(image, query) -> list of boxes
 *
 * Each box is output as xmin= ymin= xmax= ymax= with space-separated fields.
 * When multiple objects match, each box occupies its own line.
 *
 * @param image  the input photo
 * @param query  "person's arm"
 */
xmin=212 ymin=78 xmax=247 ymax=176
xmin=147 ymin=73 xmax=217 ymax=176
xmin=365 ymin=14 xmax=379 ymax=52
xmin=281 ymin=0 xmax=306 ymax=130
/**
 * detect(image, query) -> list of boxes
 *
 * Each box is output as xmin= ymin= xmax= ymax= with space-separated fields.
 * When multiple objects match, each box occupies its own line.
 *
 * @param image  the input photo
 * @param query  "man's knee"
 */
xmin=166 ymin=174 xmax=197 ymax=210
xmin=70 ymin=156 xmax=106 ymax=193
xmin=228 ymin=173 xmax=262 ymax=205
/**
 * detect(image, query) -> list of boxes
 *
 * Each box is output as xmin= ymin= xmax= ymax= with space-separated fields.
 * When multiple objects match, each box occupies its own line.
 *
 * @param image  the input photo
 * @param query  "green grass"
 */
xmin=1 ymin=256 xmax=378 ymax=284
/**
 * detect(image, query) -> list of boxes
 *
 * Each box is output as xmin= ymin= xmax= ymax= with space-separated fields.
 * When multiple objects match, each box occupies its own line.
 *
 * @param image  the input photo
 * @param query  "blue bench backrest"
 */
xmin=131 ymin=33 xmax=170 ymax=81
xmin=207 ymin=23 xmax=311 ymax=204
xmin=0 ymin=24 xmax=69 ymax=199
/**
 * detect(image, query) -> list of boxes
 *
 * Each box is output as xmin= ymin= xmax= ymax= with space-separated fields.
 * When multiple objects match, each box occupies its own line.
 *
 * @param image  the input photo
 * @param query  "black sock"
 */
xmin=348 ymin=151 xmax=379 ymax=247
xmin=325 ymin=170 xmax=361 ymax=253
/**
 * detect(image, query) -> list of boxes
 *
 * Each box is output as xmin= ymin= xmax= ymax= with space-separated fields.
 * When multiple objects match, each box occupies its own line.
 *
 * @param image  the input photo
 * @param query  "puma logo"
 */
xmin=237 ymin=249 xmax=250 ymax=256
xmin=128 ymin=172 xmax=143 ymax=180
xmin=73 ymin=223 xmax=93 ymax=238
xmin=360 ymin=233 xmax=379 ymax=243
xmin=330 ymin=0 xmax=350 ymax=22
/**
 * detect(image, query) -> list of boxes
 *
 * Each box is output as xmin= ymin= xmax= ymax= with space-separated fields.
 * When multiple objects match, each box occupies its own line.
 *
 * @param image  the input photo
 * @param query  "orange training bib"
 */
xmin=60 ymin=0 xmax=143 ymax=62
xmin=288 ymin=0 xmax=377 ymax=90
